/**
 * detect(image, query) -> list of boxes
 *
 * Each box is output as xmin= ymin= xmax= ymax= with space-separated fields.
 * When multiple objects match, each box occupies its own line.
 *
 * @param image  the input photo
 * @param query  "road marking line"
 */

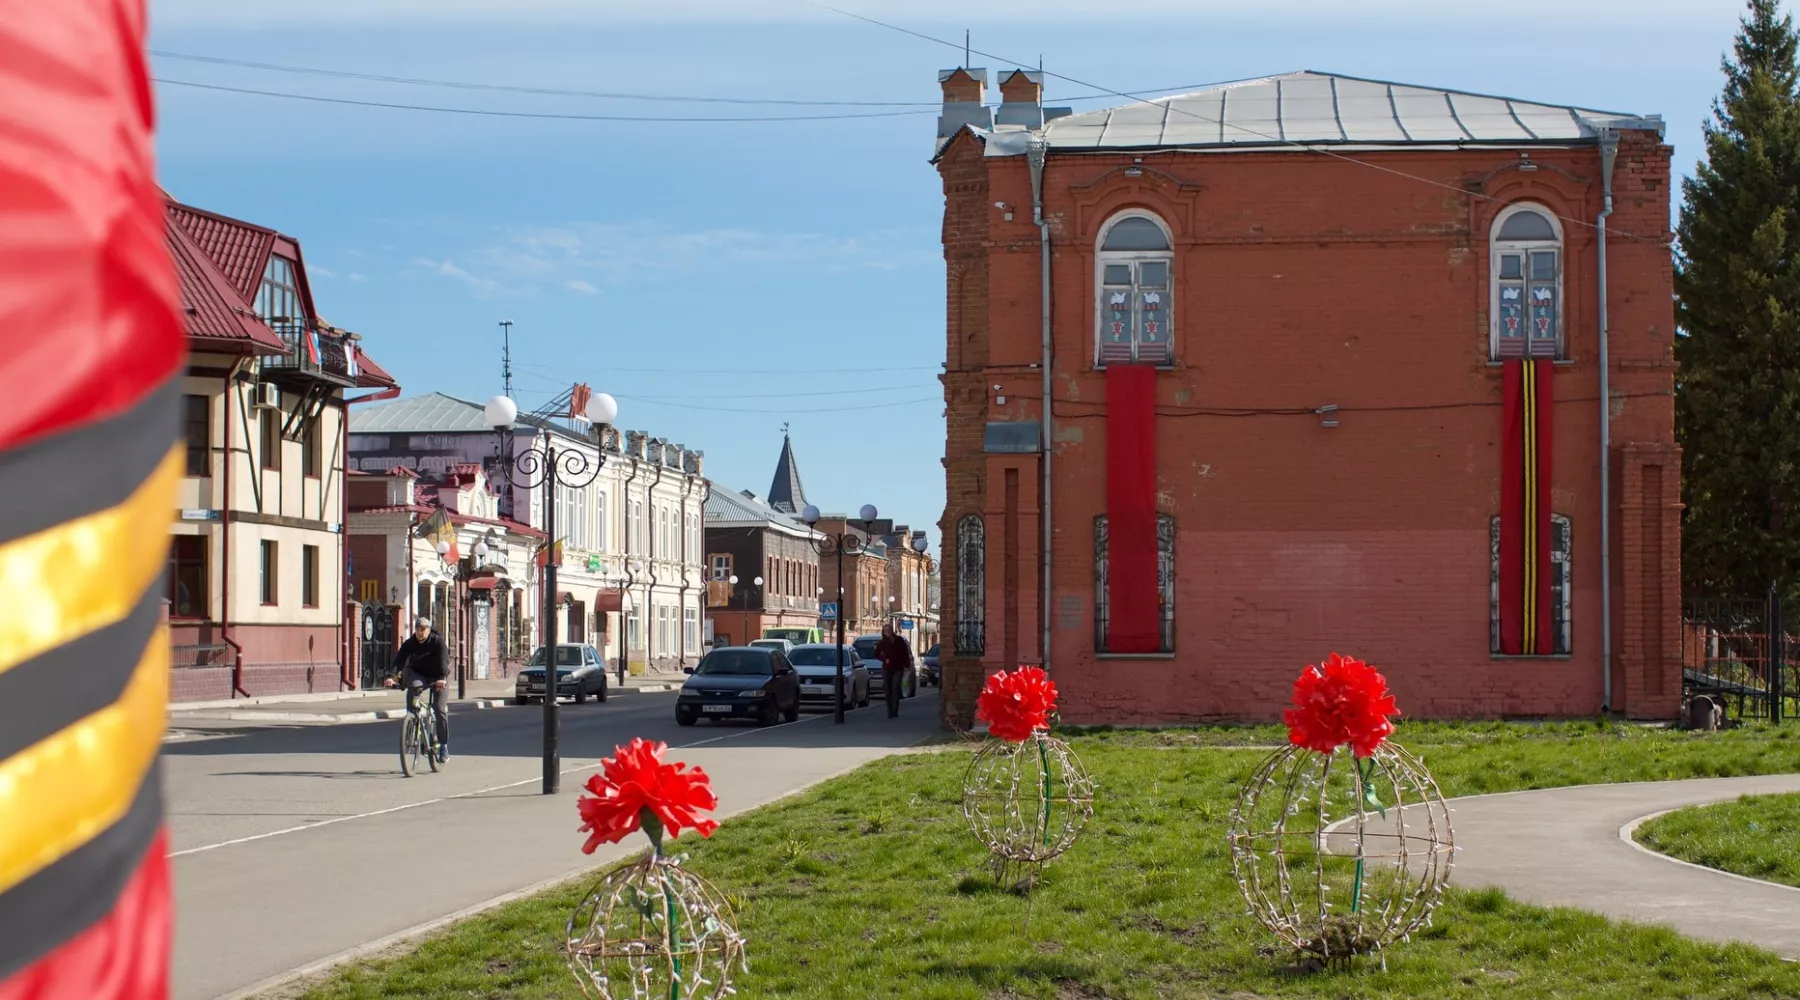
xmin=169 ymin=692 xmax=938 ymax=857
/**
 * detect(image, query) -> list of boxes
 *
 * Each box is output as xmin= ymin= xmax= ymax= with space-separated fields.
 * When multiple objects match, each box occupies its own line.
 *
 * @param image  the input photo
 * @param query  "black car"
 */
xmin=676 ymin=647 xmax=802 ymax=727
xmin=920 ymin=643 xmax=941 ymax=687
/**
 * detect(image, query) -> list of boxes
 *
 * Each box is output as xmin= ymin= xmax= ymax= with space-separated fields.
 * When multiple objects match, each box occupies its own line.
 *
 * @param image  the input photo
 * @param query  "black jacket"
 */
xmin=393 ymin=630 xmax=449 ymax=682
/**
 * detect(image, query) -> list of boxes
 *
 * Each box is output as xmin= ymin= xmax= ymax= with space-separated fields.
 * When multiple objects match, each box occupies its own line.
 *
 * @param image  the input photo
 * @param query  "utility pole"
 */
xmin=499 ymin=319 xmax=514 ymax=399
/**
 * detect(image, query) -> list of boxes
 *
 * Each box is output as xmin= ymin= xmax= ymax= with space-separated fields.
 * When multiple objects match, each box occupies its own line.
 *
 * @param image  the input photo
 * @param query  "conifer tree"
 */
xmin=1676 ymin=0 xmax=1800 ymax=596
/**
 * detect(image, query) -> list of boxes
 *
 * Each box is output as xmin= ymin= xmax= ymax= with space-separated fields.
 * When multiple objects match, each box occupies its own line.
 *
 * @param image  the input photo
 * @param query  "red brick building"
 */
xmin=933 ymin=69 xmax=1680 ymax=726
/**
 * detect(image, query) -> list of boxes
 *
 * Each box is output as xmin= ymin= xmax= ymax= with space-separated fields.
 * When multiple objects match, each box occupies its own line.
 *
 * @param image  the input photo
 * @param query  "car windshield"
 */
xmin=695 ymin=650 xmax=774 ymax=676
xmin=764 ymin=628 xmax=811 ymax=643
xmin=528 ymin=647 xmax=583 ymax=667
xmin=925 ymin=645 xmax=940 ymax=658
xmin=788 ymin=647 xmax=849 ymax=667
xmin=749 ymin=640 xmax=784 ymax=649
xmin=852 ymin=638 xmax=880 ymax=659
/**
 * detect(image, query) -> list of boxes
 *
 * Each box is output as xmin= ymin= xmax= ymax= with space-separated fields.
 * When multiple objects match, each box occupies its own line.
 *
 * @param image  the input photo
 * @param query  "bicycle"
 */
xmin=399 ymin=682 xmax=444 ymax=777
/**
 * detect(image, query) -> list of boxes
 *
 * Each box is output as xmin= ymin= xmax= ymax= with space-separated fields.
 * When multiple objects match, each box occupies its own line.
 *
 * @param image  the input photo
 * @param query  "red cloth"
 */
xmin=1106 ymin=366 xmax=1160 ymax=653
xmin=1499 ymin=359 xmax=1555 ymax=655
xmin=0 ymin=0 xmax=181 ymax=454
xmin=0 ymin=832 xmax=172 ymax=1000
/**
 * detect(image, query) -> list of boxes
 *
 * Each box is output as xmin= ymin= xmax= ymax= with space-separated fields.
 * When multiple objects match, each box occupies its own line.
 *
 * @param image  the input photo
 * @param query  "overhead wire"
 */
xmin=798 ymin=0 xmax=1674 ymax=249
xmin=148 ymin=49 xmax=1240 ymax=109
xmin=613 ymin=393 xmax=940 ymax=414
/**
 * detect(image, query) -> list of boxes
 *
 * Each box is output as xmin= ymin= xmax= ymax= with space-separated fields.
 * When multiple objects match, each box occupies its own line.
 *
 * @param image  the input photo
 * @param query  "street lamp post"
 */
xmin=486 ymin=390 xmax=618 ymax=795
xmin=801 ymin=503 xmax=877 ymax=725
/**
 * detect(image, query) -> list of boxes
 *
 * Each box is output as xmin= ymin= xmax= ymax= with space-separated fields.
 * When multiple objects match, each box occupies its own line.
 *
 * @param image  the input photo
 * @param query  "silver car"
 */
xmin=787 ymin=644 xmax=870 ymax=710
xmin=853 ymin=635 xmax=919 ymax=699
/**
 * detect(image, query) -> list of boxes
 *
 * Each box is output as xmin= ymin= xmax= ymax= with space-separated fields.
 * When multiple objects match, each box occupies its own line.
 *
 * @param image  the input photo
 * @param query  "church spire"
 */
xmin=767 ymin=429 xmax=807 ymax=515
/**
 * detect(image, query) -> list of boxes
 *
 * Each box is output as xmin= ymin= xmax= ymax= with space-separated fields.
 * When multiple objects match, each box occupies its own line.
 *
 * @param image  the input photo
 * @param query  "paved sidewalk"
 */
xmin=1448 ymin=773 xmax=1800 ymax=959
xmin=169 ymin=675 xmax=685 ymax=724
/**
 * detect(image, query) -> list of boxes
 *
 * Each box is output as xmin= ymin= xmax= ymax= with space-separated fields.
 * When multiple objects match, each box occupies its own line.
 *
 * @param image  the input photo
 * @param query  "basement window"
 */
xmin=1096 ymin=212 xmax=1174 ymax=367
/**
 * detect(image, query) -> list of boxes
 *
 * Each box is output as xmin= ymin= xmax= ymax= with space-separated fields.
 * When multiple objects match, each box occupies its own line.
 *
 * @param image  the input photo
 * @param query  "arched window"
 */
xmin=1489 ymin=513 xmax=1572 ymax=655
xmin=1096 ymin=212 xmax=1174 ymax=367
xmin=1094 ymin=514 xmax=1177 ymax=653
xmin=1491 ymin=204 xmax=1563 ymax=360
xmin=954 ymin=514 xmax=986 ymax=655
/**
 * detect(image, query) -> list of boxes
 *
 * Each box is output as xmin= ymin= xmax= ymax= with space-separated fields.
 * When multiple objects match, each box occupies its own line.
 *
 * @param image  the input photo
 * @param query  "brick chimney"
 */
xmin=936 ymin=67 xmax=993 ymax=139
xmin=994 ymin=69 xmax=1073 ymax=129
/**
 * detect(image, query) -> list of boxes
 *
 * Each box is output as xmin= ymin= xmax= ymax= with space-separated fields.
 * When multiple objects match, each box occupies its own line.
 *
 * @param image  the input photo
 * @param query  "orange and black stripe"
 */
xmin=0 ymin=1 xmax=182 ymax=995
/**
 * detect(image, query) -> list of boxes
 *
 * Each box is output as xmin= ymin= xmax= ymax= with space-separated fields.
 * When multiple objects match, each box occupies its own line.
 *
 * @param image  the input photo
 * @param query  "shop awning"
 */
xmin=467 ymin=577 xmax=500 ymax=591
xmin=593 ymin=588 xmax=629 ymax=613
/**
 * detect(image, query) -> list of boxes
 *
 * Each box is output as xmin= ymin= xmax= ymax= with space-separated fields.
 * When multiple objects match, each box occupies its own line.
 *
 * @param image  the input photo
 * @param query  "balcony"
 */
xmin=264 ymin=323 xmax=358 ymax=387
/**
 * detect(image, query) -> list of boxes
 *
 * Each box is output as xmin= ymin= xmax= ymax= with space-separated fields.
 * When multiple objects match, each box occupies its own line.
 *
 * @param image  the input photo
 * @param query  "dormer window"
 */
xmin=256 ymin=255 xmax=307 ymax=331
xmin=1095 ymin=213 xmax=1174 ymax=367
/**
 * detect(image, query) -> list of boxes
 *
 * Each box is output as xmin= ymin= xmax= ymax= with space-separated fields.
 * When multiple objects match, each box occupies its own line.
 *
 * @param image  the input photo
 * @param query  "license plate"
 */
xmin=703 ymin=704 xmax=731 ymax=713
xmin=802 ymin=685 xmax=829 ymax=695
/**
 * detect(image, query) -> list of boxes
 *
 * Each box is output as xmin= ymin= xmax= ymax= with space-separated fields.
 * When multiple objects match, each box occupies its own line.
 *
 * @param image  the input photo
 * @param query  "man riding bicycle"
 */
xmin=386 ymin=617 xmax=450 ymax=762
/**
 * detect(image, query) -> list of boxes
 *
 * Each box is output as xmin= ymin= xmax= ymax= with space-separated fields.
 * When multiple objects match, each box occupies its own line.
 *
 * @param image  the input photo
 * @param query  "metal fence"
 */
xmin=1682 ymin=590 xmax=1800 ymax=722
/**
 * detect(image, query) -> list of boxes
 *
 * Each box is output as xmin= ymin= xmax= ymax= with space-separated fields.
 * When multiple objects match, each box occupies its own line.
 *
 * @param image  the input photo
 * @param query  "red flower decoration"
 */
xmin=975 ymin=666 xmax=1058 ymax=742
xmin=1282 ymin=653 xmax=1399 ymax=758
xmin=577 ymin=738 xmax=719 ymax=854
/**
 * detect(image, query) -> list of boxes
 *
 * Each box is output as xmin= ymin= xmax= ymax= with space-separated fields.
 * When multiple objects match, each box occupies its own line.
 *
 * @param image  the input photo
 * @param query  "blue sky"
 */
xmin=150 ymin=0 xmax=1746 ymax=544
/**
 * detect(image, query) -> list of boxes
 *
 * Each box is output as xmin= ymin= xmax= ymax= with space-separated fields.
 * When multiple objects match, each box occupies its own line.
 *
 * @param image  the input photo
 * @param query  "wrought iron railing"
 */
xmin=265 ymin=323 xmax=356 ymax=381
xmin=1682 ymin=594 xmax=1799 ymax=723
xmin=954 ymin=619 xmax=985 ymax=657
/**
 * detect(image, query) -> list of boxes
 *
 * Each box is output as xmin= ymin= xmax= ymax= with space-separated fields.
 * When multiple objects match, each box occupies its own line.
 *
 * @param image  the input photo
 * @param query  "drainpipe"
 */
xmin=221 ymin=361 xmax=248 ymax=698
xmin=647 ymin=454 xmax=667 ymax=666
xmin=339 ymin=395 xmax=352 ymax=689
xmin=622 ymin=452 xmax=641 ymax=677
xmin=1598 ymin=130 xmax=1619 ymax=714
xmin=1028 ymin=134 xmax=1053 ymax=677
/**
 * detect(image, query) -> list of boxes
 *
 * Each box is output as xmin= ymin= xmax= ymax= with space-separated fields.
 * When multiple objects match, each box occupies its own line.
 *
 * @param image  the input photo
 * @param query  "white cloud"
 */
xmin=565 ymin=279 xmax=600 ymax=295
xmin=493 ymin=222 xmax=931 ymax=281
xmin=348 ymin=272 xmax=368 ymax=283
xmin=310 ymin=266 xmax=338 ymax=278
xmin=412 ymin=256 xmax=500 ymax=293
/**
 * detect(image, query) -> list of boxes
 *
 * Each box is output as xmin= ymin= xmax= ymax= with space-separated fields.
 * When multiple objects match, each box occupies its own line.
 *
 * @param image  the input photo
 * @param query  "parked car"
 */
xmin=787 ymin=643 xmax=870 ymax=710
xmin=676 ymin=646 xmax=801 ymax=726
xmin=515 ymin=644 xmax=609 ymax=704
xmin=762 ymin=626 xmax=824 ymax=645
xmin=747 ymin=637 xmax=795 ymax=657
xmin=920 ymin=643 xmax=941 ymax=686
xmin=852 ymin=634 xmax=918 ymax=699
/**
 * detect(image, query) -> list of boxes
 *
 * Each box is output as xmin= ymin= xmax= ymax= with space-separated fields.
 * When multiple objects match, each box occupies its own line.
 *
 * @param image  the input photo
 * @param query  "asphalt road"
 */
xmin=163 ymin=686 xmax=942 ymax=1000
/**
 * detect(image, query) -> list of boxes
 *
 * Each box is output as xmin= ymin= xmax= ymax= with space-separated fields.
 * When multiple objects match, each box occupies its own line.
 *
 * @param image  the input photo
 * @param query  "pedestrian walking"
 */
xmin=875 ymin=623 xmax=912 ymax=719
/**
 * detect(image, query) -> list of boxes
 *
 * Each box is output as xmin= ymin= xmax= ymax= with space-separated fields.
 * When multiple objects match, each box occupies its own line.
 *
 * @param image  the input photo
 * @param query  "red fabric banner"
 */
xmin=0 ymin=832 xmax=172 ymax=1000
xmin=1106 ymin=366 xmax=1160 ymax=653
xmin=1498 ymin=359 xmax=1555 ymax=655
xmin=0 ymin=0 xmax=181 ymax=454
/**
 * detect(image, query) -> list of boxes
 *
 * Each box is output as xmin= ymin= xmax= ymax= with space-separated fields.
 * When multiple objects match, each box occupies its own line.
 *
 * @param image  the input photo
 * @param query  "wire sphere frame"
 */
xmin=962 ymin=730 xmax=1096 ymax=882
xmin=565 ymin=854 xmax=748 ymax=1000
xmin=1227 ymin=741 xmax=1453 ymax=967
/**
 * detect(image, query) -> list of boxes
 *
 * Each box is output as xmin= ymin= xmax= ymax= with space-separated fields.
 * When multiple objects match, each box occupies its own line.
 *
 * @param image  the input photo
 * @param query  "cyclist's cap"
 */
xmin=414 ymin=617 xmax=431 ymax=628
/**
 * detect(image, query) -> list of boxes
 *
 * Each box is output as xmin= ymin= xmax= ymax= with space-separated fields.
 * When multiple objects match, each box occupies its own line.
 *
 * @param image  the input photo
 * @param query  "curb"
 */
xmin=167 ymin=689 xmax=679 ymax=726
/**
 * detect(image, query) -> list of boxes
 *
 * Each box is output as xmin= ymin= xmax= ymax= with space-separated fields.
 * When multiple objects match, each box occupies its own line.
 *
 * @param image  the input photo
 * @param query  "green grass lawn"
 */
xmin=301 ymin=723 xmax=1800 ymax=1000
xmin=1634 ymin=790 xmax=1800 ymax=889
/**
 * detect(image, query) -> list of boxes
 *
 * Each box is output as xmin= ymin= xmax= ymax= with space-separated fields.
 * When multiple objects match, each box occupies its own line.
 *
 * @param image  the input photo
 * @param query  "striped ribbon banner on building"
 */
xmin=1498 ymin=358 xmax=1556 ymax=657
xmin=0 ymin=1 xmax=183 ymax=996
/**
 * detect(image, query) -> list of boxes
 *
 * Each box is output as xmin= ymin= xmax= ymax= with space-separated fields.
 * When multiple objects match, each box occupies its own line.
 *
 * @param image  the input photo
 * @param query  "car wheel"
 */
xmin=596 ymin=680 xmax=608 ymax=703
xmin=759 ymin=697 xmax=780 ymax=727
xmin=676 ymin=708 xmax=697 ymax=726
xmin=783 ymin=694 xmax=799 ymax=723
xmin=574 ymin=685 xmax=587 ymax=705
xmin=513 ymin=695 xmax=529 ymax=705
xmin=858 ymin=679 xmax=871 ymax=708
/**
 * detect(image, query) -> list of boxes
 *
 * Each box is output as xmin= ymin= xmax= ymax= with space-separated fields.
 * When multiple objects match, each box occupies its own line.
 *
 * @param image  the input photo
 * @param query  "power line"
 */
xmin=148 ymin=49 xmax=1239 ymax=109
xmin=799 ymin=0 xmax=1673 ymax=249
xmin=516 ymin=361 xmax=940 ymax=376
xmin=152 ymin=77 xmax=935 ymax=123
xmin=613 ymin=393 xmax=941 ymax=414
xmin=612 ymin=383 xmax=939 ymax=401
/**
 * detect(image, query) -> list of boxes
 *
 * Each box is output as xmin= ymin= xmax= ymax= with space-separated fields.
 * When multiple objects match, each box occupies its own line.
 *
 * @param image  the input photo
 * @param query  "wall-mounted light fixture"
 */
xmin=994 ymin=200 xmax=1014 ymax=221
xmin=1315 ymin=404 xmax=1340 ymax=429
xmin=1518 ymin=152 xmax=1538 ymax=171
xmin=1124 ymin=157 xmax=1144 ymax=177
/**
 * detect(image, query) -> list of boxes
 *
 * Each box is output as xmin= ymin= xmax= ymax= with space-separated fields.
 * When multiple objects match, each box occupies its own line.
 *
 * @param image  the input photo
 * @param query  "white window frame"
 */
xmin=595 ymin=490 xmax=608 ymax=552
xmin=1094 ymin=211 xmax=1175 ymax=368
xmin=684 ymin=605 xmax=698 ymax=653
xmin=1488 ymin=513 xmax=1572 ymax=655
xmin=1489 ymin=202 xmax=1565 ymax=361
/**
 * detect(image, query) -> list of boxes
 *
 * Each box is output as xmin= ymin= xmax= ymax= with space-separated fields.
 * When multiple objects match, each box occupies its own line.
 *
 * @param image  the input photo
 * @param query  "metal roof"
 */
xmin=979 ymin=71 xmax=1662 ymax=156
xmin=351 ymin=392 xmax=494 ymax=434
xmin=704 ymin=483 xmax=816 ymax=538
xmin=166 ymin=201 xmax=278 ymax=300
xmin=766 ymin=434 xmax=807 ymax=515
xmin=166 ymin=210 xmax=286 ymax=354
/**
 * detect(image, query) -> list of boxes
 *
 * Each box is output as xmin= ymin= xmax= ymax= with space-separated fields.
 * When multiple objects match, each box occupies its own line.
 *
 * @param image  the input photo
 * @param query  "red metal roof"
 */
xmin=166 ymin=211 xmax=286 ymax=354
xmin=166 ymin=201 xmax=277 ymax=301
xmin=354 ymin=349 xmax=399 ymax=389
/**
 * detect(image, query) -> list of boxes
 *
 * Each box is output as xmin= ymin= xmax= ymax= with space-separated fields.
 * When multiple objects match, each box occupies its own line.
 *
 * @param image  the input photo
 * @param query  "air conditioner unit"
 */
xmin=252 ymin=383 xmax=280 ymax=410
